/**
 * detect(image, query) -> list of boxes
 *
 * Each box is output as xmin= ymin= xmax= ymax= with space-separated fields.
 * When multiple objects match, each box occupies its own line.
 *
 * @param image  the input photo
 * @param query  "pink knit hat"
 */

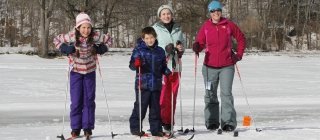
xmin=75 ymin=12 xmax=92 ymax=28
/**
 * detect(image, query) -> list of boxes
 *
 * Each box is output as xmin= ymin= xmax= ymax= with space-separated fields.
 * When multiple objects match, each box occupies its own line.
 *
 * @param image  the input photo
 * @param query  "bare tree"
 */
xmin=38 ymin=0 xmax=54 ymax=58
xmin=1 ymin=0 xmax=320 ymax=53
xmin=0 ymin=0 xmax=8 ymax=47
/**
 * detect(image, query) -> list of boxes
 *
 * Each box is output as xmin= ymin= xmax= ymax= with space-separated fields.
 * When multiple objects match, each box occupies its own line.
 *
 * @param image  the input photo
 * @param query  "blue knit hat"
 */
xmin=208 ymin=1 xmax=223 ymax=11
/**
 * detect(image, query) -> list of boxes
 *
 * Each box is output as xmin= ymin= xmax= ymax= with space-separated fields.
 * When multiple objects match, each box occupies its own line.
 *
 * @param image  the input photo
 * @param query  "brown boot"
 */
xmin=84 ymin=129 xmax=92 ymax=136
xmin=131 ymin=130 xmax=145 ymax=136
xmin=71 ymin=129 xmax=80 ymax=137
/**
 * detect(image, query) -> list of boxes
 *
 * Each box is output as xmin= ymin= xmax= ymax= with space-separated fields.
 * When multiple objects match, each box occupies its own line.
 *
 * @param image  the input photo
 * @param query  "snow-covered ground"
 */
xmin=0 ymin=52 xmax=320 ymax=140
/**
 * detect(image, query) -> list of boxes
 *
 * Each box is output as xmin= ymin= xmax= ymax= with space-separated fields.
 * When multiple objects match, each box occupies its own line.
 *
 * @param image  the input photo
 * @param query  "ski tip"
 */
xmin=188 ymin=134 xmax=195 ymax=140
xmin=136 ymin=133 xmax=150 ymax=139
xmin=178 ymin=128 xmax=190 ymax=135
xmin=168 ymin=132 xmax=175 ymax=139
xmin=66 ymin=136 xmax=79 ymax=140
xmin=142 ymin=133 xmax=150 ymax=137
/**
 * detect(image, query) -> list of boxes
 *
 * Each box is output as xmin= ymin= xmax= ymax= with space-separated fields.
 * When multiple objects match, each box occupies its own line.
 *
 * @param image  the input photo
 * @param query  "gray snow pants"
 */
xmin=202 ymin=65 xmax=237 ymax=129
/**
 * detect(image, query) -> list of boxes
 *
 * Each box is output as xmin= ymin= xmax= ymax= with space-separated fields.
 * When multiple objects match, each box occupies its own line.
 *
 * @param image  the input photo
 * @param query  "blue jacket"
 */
xmin=129 ymin=38 xmax=171 ymax=91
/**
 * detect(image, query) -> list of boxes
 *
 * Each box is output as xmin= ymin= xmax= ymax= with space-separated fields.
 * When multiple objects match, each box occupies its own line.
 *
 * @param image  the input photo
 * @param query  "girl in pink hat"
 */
xmin=53 ymin=12 xmax=112 ymax=138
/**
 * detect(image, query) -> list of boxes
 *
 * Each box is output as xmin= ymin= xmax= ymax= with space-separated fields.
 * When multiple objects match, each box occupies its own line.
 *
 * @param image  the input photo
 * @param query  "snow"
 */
xmin=0 ymin=45 xmax=35 ymax=54
xmin=0 ymin=52 xmax=320 ymax=140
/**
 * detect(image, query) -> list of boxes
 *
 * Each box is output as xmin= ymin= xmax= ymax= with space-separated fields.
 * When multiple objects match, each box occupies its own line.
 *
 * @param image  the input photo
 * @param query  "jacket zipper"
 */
xmin=152 ymin=49 xmax=154 ymax=90
xmin=216 ymin=25 xmax=220 ymax=66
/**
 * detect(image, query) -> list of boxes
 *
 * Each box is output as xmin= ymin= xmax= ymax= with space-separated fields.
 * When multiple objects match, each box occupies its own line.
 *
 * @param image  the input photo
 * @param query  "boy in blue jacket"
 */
xmin=129 ymin=27 xmax=171 ymax=137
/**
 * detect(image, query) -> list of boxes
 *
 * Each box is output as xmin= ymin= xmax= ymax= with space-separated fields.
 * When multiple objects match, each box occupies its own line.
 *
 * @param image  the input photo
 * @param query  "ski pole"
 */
xmin=174 ymin=41 xmax=190 ymax=135
xmin=57 ymin=57 xmax=72 ymax=140
xmin=176 ymin=58 xmax=190 ymax=134
xmin=138 ymin=66 xmax=142 ymax=137
xmin=169 ymin=72 xmax=175 ymax=138
xmin=186 ymin=53 xmax=198 ymax=140
xmin=169 ymin=51 xmax=175 ymax=138
xmin=191 ymin=53 xmax=198 ymax=133
xmin=96 ymin=56 xmax=117 ymax=138
xmin=177 ymin=58 xmax=183 ymax=132
xmin=235 ymin=64 xmax=262 ymax=132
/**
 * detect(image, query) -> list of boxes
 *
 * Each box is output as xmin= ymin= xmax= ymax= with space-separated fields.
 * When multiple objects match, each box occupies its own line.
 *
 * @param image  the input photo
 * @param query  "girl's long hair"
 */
xmin=74 ymin=26 xmax=95 ymax=57
xmin=75 ymin=27 xmax=95 ymax=46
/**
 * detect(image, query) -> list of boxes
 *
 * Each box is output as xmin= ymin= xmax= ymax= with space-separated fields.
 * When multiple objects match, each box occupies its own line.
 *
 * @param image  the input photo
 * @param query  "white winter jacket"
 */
xmin=152 ymin=22 xmax=185 ymax=72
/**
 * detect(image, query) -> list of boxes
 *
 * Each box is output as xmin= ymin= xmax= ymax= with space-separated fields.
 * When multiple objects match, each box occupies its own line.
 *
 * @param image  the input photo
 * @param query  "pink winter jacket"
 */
xmin=195 ymin=17 xmax=246 ymax=68
xmin=53 ymin=29 xmax=112 ymax=74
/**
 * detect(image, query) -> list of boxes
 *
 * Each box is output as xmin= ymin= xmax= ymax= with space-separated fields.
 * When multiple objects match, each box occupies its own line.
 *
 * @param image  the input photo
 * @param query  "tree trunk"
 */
xmin=20 ymin=5 xmax=24 ymax=39
xmin=116 ymin=18 xmax=120 ymax=47
xmin=39 ymin=0 xmax=54 ymax=58
xmin=29 ymin=2 xmax=36 ymax=48
xmin=295 ymin=0 xmax=301 ymax=50
xmin=39 ymin=0 xmax=46 ymax=57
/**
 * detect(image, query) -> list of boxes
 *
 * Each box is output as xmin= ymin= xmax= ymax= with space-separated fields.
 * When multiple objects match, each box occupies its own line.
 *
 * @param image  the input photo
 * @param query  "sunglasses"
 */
xmin=210 ymin=9 xmax=222 ymax=13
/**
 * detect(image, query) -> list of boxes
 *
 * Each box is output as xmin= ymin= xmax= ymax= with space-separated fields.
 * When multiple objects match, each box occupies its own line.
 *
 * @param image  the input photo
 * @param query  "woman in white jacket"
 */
xmin=152 ymin=4 xmax=185 ymax=131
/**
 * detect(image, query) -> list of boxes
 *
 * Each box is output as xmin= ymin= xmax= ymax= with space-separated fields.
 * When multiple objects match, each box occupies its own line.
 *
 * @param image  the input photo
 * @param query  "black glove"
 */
xmin=231 ymin=50 xmax=241 ymax=63
xmin=176 ymin=40 xmax=184 ymax=58
xmin=93 ymin=43 xmax=109 ymax=55
xmin=165 ymin=43 xmax=175 ymax=55
xmin=192 ymin=42 xmax=201 ymax=52
xmin=192 ymin=42 xmax=202 ymax=57
xmin=164 ymin=43 xmax=177 ymax=69
xmin=60 ymin=43 xmax=75 ymax=55
xmin=176 ymin=40 xmax=182 ymax=46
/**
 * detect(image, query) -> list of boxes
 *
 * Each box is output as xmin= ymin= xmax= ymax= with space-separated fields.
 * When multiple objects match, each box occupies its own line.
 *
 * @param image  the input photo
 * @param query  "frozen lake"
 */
xmin=0 ymin=52 xmax=320 ymax=140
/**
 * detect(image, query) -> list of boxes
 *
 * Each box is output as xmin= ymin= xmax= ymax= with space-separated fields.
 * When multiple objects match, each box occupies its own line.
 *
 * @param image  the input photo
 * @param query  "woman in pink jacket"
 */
xmin=192 ymin=1 xmax=246 ymax=132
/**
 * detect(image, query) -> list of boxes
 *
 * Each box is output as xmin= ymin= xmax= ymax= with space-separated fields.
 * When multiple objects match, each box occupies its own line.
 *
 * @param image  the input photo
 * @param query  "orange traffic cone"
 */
xmin=243 ymin=116 xmax=251 ymax=126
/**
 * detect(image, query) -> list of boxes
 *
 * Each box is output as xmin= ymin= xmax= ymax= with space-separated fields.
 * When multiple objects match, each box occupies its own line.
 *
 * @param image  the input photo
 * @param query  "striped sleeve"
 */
xmin=53 ymin=30 xmax=76 ymax=49
xmin=103 ymin=33 xmax=113 ymax=47
xmin=93 ymin=30 xmax=113 ymax=47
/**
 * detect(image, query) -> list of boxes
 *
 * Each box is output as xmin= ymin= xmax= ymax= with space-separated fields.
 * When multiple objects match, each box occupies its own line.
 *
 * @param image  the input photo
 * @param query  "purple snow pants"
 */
xmin=70 ymin=71 xmax=96 ymax=130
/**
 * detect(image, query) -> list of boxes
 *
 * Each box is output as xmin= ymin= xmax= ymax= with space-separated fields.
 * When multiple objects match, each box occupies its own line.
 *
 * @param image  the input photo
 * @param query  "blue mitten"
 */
xmin=93 ymin=44 xmax=109 ymax=55
xmin=59 ymin=43 xmax=75 ymax=55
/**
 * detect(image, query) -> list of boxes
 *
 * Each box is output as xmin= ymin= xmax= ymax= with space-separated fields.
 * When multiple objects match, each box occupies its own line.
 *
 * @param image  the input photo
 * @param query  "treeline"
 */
xmin=0 ymin=0 xmax=319 ymax=58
